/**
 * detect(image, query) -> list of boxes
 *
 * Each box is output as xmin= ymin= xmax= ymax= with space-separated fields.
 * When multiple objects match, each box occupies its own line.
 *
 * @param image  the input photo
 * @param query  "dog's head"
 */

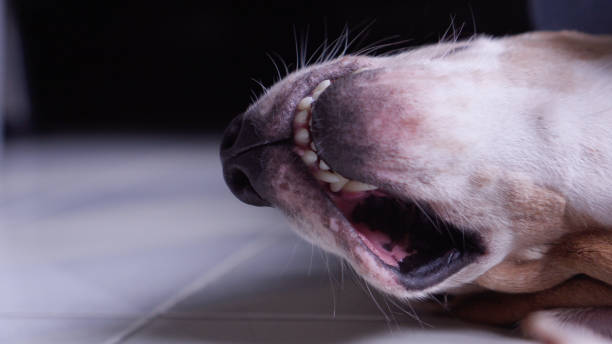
xmin=220 ymin=31 xmax=612 ymax=298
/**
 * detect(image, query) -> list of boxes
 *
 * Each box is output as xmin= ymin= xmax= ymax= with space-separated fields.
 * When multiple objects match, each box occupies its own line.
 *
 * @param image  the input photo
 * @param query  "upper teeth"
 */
xmin=293 ymin=79 xmax=378 ymax=193
xmin=297 ymin=97 xmax=314 ymax=110
xmin=294 ymin=110 xmax=309 ymax=125
xmin=294 ymin=128 xmax=310 ymax=145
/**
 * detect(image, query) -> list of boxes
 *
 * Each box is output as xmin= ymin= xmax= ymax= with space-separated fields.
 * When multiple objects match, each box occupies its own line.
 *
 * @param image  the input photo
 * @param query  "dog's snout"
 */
xmin=223 ymin=164 xmax=270 ymax=207
xmin=220 ymin=113 xmax=271 ymax=207
xmin=220 ymin=114 xmax=244 ymax=153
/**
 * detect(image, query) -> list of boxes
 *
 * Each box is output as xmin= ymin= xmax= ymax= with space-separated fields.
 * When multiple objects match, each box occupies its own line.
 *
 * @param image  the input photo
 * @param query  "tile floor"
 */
xmin=0 ymin=135 xmax=533 ymax=343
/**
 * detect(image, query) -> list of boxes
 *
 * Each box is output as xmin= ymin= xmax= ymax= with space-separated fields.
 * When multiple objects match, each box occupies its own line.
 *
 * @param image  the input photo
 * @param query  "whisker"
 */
xmin=307 ymin=39 xmax=326 ymax=66
xmin=412 ymin=200 xmax=442 ymax=235
xmin=467 ymin=3 xmax=478 ymax=35
xmin=266 ymin=53 xmax=283 ymax=83
xmin=439 ymin=15 xmax=455 ymax=43
xmin=340 ymin=20 xmax=374 ymax=57
xmin=324 ymin=24 xmax=349 ymax=63
xmin=320 ymin=250 xmax=338 ymax=317
xmin=451 ymin=16 xmax=458 ymax=43
xmin=355 ymin=37 xmax=409 ymax=56
xmin=250 ymin=78 xmax=267 ymax=95
xmin=381 ymin=293 xmax=400 ymax=330
xmin=427 ymin=293 xmax=451 ymax=312
xmin=293 ymin=25 xmax=299 ymax=70
xmin=308 ymin=242 xmax=314 ymax=275
xmin=348 ymin=19 xmax=378 ymax=53
xmin=280 ymin=241 xmax=300 ymax=275
xmin=388 ymin=297 xmax=432 ymax=328
xmin=364 ymin=280 xmax=391 ymax=322
xmin=339 ymin=259 xmax=345 ymax=290
xmin=291 ymin=20 xmax=412 ymax=72
xmin=301 ymin=25 xmax=310 ymax=69
xmin=270 ymin=51 xmax=290 ymax=76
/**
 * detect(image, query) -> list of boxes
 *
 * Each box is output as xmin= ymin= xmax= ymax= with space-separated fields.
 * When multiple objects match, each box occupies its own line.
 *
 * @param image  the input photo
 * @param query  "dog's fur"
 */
xmin=221 ymin=31 xmax=612 ymax=343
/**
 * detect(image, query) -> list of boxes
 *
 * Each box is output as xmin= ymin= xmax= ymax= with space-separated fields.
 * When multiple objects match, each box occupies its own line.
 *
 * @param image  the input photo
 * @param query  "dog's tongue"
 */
xmin=354 ymin=223 xmax=413 ymax=267
xmin=328 ymin=190 xmax=415 ymax=267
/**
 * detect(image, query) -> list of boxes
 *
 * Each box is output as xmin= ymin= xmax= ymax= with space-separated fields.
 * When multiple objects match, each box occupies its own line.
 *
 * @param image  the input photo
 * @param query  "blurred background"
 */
xmin=1 ymin=1 xmax=611 ymax=343
xmin=4 ymin=0 xmax=534 ymax=137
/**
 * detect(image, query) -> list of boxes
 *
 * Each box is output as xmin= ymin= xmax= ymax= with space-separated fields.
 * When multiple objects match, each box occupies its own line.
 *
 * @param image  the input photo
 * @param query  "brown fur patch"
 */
xmin=558 ymin=231 xmax=612 ymax=286
xmin=526 ymin=31 xmax=612 ymax=61
xmin=501 ymin=177 xmax=567 ymax=243
xmin=500 ymin=32 xmax=612 ymax=93
xmin=477 ymin=230 xmax=612 ymax=293
xmin=455 ymin=276 xmax=612 ymax=326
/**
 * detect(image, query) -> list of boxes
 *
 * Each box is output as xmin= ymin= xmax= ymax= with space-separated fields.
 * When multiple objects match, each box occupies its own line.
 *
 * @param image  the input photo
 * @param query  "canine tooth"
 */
xmin=311 ymin=80 xmax=331 ymax=100
xmin=329 ymin=174 xmax=349 ymax=192
xmin=294 ymin=128 xmax=310 ymax=145
xmin=330 ymin=179 xmax=349 ymax=192
xmin=297 ymin=96 xmax=314 ymax=110
xmin=301 ymin=150 xmax=317 ymax=166
xmin=310 ymin=142 xmax=317 ymax=151
xmin=319 ymin=160 xmax=330 ymax=170
xmin=342 ymin=180 xmax=378 ymax=192
xmin=313 ymin=79 xmax=331 ymax=93
xmin=294 ymin=110 xmax=309 ymax=125
xmin=314 ymin=170 xmax=341 ymax=183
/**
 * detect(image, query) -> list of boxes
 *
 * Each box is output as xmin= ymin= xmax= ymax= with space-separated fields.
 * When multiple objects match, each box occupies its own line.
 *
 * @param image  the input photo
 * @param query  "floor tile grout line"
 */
xmin=158 ymin=313 xmax=407 ymax=322
xmin=0 ymin=311 xmax=402 ymax=322
xmin=100 ymin=235 xmax=278 ymax=344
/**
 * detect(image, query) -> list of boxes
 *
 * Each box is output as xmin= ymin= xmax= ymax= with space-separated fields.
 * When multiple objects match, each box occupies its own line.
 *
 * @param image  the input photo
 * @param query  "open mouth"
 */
xmin=292 ymin=78 xmax=485 ymax=290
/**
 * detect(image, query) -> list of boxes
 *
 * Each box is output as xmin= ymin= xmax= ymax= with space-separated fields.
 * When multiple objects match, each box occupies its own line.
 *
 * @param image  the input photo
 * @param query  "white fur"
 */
xmin=251 ymin=31 xmax=612 ymax=342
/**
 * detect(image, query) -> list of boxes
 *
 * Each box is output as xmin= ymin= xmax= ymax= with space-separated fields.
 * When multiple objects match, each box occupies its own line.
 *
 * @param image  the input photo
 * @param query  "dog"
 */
xmin=220 ymin=31 xmax=612 ymax=343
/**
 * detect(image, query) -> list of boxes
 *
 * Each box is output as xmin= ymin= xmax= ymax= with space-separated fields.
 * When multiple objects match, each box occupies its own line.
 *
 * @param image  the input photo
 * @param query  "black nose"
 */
xmin=220 ymin=114 xmax=271 ymax=207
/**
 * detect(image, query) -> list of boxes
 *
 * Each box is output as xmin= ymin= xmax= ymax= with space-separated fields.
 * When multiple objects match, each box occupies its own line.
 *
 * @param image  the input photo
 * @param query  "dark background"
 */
xmin=8 ymin=1 xmax=534 ymax=136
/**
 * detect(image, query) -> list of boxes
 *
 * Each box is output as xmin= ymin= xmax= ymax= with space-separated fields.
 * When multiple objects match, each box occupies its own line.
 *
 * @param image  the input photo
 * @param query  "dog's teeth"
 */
xmin=310 ymin=142 xmax=317 ymax=152
xmin=313 ymin=79 xmax=331 ymax=94
xmin=314 ymin=170 xmax=341 ymax=183
xmin=329 ymin=175 xmax=349 ymax=192
xmin=319 ymin=160 xmax=330 ymax=170
xmin=330 ymin=180 xmax=349 ymax=192
xmin=342 ymin=180 xmax=378 ymax=192
xmin=311 ymin=80 xmax=330 ymax=102
xmin=294 ymin=128 xmax=310 ymax=145
xmin=297 ymin=96 xmax=314 ymax=110
xmin=294 ymin=110 xmax=309 ymax=125
xmin=301 ymin=150 xmax=317 ymax=166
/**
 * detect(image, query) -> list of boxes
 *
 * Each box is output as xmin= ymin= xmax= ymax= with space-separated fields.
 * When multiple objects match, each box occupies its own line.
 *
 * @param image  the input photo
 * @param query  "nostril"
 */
xmin=220 ymin=115 xmax=243 ymax=151
xmin=224 ymin=167 xmax=271 ymax=207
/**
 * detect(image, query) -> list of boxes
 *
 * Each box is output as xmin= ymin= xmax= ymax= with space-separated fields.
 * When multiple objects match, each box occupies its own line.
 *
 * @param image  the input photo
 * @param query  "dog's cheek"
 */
xmin=430 ymin=170 xmax=568 ymax=247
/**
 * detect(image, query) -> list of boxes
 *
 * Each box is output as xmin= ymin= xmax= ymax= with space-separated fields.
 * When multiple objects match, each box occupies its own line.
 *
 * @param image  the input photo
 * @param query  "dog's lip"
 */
xmin=307 ymin=173 xmax=486 ymax=292
xmin=285 ymin=73 xmax=404 ymax=287
xmin=284 ymin=72 xmax=412 ymax=289
xmin=286 ymin=58 xmax=365 ymax=123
